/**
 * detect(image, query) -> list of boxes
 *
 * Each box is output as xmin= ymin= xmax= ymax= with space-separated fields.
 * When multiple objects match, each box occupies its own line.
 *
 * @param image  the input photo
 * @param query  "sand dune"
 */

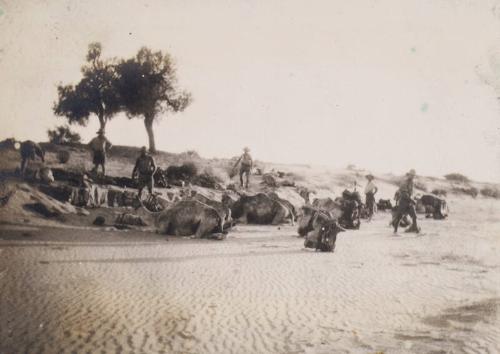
xmin=1 ymin=197 xmax=499 ymax=353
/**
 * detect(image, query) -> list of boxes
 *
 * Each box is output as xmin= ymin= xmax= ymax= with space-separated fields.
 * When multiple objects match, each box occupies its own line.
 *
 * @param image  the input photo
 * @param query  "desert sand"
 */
xmin=1 ymin=195 xmax=499 ymax=354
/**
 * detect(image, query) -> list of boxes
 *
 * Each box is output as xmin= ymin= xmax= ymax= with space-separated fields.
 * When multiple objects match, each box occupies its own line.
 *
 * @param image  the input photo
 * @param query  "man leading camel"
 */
xmin=233 ymin=147 xmax=253 ymax=189
xmin=392 ymin=169 xmax=420 ymax=234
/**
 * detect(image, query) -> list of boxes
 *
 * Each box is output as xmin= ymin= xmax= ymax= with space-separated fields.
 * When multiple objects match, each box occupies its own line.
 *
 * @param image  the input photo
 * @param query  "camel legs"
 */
xmin=194 ymin=220 xmax=218 ymax=238
xmin=271 ymin=207 xmax=287 ymax=225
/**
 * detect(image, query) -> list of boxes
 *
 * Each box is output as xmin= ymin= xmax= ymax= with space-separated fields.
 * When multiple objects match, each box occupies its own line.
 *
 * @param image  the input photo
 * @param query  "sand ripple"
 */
xmin=1 ymin=198 xmax=500 ymax=353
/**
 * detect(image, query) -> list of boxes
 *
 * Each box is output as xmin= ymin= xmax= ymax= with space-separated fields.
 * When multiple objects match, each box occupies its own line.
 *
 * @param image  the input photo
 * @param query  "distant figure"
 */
xmin=364 ymin=174 xmax=378 ymax=220
xmin=20 ymin=140 xmax=45 ymax=175
xmin=392 ymin=169 xmax=420 ymax=233
xmin=88 ymin=129 xmax=112 ymax=175
xmin=132 ymin=146 xmax=157 ymax=199
xmin=233 ymin=147 xmax=253 ymax=189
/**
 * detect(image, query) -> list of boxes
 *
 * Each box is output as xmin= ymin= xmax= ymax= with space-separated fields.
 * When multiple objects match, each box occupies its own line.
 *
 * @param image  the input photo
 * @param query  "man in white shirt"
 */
xmin=364 ymin=174 xmax=378 ymax=220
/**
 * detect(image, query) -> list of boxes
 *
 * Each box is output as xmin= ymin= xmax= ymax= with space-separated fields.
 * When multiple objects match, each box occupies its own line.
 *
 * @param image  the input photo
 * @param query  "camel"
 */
xmin=228 ymin=193 xmax=295 ymax=225
xmin=156 ymin=200 xmax=227 ymax=239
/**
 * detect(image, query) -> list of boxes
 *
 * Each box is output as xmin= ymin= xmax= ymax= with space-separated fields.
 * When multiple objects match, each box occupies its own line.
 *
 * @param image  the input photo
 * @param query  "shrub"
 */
xmin=57 ymin=150 xmax=71 ymax=164
xmin=414 ymin=180 xmax=428 ymax=192
xmin=452 ymin=186 xmax=478 ymax=198
xmin=444 ymin=173 xmax=469 ymax=184
xmin=185 ymin=150 xmax=200 ymax=158
xmin=47 ymin=125 xmax=81 ymax=145
xmin=285 ymin=171 xmax=306 ymax=182
xmin=193 ymin=173 xmax=221 ymax=189
xmin=480 ymin=187 xmax=500 ymax=199
xmin=203 ymin=166 xmax=228 ymax=183
xmin=0 ymin=138 xmax=17 ymax=149
xmin=166 ymin=162 xmax=198 ymax=181
xmin=225 ymin=158 xmax=240 ymax=178
xmin=431 ymin=188 xmax=447 ymax=197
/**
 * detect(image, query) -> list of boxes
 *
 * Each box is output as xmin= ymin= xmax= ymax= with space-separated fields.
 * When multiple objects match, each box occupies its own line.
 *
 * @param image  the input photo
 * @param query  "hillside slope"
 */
xmin=0 ymin=141 xmax=498 ymax=203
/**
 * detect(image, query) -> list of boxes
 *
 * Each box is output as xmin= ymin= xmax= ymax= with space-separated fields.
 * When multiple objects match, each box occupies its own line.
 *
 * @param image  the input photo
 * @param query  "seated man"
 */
xmin=132 ymin=147 xmax=157 ymax=200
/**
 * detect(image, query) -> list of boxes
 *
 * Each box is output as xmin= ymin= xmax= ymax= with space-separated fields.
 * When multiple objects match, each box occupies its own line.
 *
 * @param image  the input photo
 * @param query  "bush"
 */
xmin=452 ymin=186 xmax=478 ymax=198
xmin=184 ymin=150 xmax=200 ymax=159
xmin=480 ymin=187 xmax=500 ymax=199
xmin=57 ymin=150 xmax=71 ymax=164
xmin=204 ymin=166 xmax=228 ymax=183
xmin=166 ymin=162 xmax=198 ymax=181
xmin=225 ymin=157 xmax=242 ymax=178
xmin=444 ymin=173 xmax=469 ymax=184
xmin=414 ymin=180 xmax=428 ymax=192
xmin=0 ymin=138 xmax=17 ymax=150
xmin=47 ymin=125 xmax=81 ymax=145
xmin=193 ymin=172 xmax=221 ymax=189
xmin=285 ymin=171 xmax=305 ymax=182
xmin=431 ymin=188 xmax=447 ymax=197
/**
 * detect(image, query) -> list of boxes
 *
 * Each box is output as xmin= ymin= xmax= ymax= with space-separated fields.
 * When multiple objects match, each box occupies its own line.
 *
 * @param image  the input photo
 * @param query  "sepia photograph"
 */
xmin=0 ymin=1 xmax=499 ymax=353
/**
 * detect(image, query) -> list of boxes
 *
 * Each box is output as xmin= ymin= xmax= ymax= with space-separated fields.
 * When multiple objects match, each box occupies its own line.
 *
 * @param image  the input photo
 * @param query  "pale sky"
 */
xmin=1 ymin=0 xmax=500 ymax=182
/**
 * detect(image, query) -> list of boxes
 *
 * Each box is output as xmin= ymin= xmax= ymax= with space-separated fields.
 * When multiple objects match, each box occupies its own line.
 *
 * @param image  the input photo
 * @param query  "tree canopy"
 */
xmin=53 ymin=43 xmax=121 ymax=130
xmin=116 ymin=47 xmax=191 ymax=152
xmin=47 ymin=125 xmax=81 ymax=145
xmin=53 ymin=43 xmax=191 ymax=152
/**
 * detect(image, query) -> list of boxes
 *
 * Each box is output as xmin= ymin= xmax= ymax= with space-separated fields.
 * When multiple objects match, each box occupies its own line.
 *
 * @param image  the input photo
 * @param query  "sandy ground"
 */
xmin=0 ymin=197 xmax=499 ymax=354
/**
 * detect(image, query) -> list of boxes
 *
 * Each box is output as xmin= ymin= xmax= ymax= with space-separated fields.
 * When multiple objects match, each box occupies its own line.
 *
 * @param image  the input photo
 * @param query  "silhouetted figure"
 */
xmin=233 ymin=147 xmax=253 ymax=189
xmin=88 ymin=129 xmax=112 ymax=175
xmin=132 ymin=146 xmax=157 ymax=199
xmin=392 ymin=169 xmax=420 ymax=233
xmin=20 ymin=140 xmax=45 ymax=175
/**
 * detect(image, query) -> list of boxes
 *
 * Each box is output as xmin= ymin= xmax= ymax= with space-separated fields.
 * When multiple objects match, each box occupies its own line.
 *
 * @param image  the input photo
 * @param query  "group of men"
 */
xmin=19 ymin=129 xmax=157 ymax=200
xmin=88 ymin=129 xmax=157 ymax=199
xmin=19 ymin=131 xmax=420 ymax=234
xmin=363 ymin=169 xmax=420 ymax=234
xmin=231 ymin=147 xmax=421 ymax=234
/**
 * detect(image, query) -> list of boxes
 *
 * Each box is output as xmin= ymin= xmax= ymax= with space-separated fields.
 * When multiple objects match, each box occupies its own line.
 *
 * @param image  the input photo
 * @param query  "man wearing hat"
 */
xmin=364 ymin=174 xmax=378 ymax=220
xmin=233 ymin=147 xmax=253 ymax=189
xmin=392 ymin=169 xmax=420 ymax=233
xmin=132 ymin=146 xmax=157 ymax=199
xmin=88 ymin=129 xmax=112 ymax=175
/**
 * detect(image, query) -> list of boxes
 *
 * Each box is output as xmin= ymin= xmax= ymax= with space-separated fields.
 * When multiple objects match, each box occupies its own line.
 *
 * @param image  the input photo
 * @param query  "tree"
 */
xmin=53 ymin=43 xmax=121 ymax=131
xmin=444 ymin=173 xmax=469 ymax=184
xmin=47 ymin=125 xmax=81 ymax=145
xmin=116 ymin=47 xmax=191 ymax=153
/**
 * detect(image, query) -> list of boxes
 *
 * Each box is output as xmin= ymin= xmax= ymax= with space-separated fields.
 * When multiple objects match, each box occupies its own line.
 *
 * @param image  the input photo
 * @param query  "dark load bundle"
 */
xmin=417 ymin=194 xmax=449 ymax=220
xmin=299 ymin=206 xmax=346 ymax=252
xmin=377 ymin=199 xmax=393 ymax=211
xmin=335 ymin=189 xmax=362 ymax=229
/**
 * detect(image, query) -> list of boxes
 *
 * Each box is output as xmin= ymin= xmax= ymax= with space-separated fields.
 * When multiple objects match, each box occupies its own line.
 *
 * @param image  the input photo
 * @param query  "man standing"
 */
xmin=132 ymin=147 xmax=157 ymax=199
xmin=233 ymin=147 xmax=253 ymax=189
xmin=19 ymin=140 xmax=45 ymax=175
xmin=392 ymin=169 xmax=420 ymax=234
xmin=364 ymin=174 xmax=378 ymax=220
xmin=88 ymin=129 xmax=112 ymax=175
